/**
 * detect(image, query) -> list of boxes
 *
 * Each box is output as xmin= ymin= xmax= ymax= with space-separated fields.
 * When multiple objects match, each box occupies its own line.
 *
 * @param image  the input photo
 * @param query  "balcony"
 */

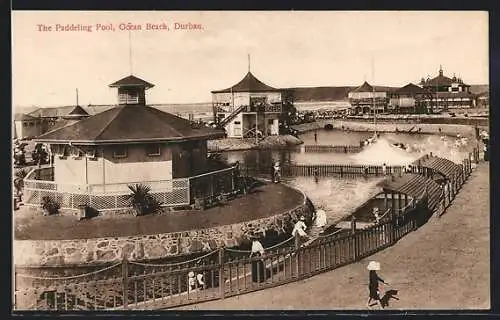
xmin=118 ymin=96 xmax=140 ymax=104
xmin=216 ymin=103 xmax=282 ymax=114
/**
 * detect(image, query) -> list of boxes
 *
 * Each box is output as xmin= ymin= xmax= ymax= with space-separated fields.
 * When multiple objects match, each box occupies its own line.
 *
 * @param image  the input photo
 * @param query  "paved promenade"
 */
xmin=177 ymin=162 xmax=490 ymax=310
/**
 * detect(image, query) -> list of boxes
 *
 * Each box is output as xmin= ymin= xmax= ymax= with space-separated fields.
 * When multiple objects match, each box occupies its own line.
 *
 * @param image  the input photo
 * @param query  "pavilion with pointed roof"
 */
xmin=26 ymin=74 xmax=231 ymax=211
xmin=211 ymin=61 xmax=285 ymax=139
xmin=347 ymin=81 xmax=389 ymax=115
xmin=419 ymin=66 xmax=475 ymax=111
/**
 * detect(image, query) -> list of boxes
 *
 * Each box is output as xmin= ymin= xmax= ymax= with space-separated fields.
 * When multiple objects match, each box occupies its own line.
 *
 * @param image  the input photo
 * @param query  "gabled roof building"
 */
xmin=211 ymin=68 xmax=284 ymax=139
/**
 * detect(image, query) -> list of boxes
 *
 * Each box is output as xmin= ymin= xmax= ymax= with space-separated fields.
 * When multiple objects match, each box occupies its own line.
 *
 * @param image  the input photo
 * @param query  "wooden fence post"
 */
xmin=351 ymin=216 xmax=357 ymax=260
xmin=219 ymin=247 xmax=225 ymax=299
xmin=441 ymin=185 xmax=446 ymax=210
xmin=295 ymin=233 xmax=301 ymax=277
xmin=122 ymin=256 xmax=129 ymax=309
xmin=13 ymin=269 xmax=17 ymax=310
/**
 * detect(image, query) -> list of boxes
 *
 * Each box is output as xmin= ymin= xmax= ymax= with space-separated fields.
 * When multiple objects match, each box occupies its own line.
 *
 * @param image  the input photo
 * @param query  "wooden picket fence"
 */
xmin=303 ymin=145 xmax=363 ymax=153
xmin=240 ymin=163 xmax=403 ymax=179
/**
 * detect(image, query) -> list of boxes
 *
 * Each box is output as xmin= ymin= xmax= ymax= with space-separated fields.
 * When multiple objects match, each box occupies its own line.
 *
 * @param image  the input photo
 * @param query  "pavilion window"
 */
xmin=86 ymin=148 xmax=96 ymax=159
xmin=146 ymin=144 xmax=161 ymax=157
xmin=113 ymin=147 xmax=128 ymax=159
xmin=71 ymin=147 xmax=84 ymax=159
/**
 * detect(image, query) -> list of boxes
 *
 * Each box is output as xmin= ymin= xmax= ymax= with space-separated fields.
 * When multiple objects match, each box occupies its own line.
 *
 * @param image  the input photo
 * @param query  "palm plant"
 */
xmin=127 ymin=184 xmax=163 ymax=216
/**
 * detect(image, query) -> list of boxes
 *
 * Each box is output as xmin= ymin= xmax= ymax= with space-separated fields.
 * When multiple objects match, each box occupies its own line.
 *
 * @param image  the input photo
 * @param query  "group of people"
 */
xmin=187 ymin=270 xmax=205 ymax=292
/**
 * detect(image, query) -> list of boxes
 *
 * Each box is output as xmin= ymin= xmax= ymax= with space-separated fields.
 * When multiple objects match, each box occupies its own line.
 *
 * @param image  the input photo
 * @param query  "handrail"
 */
xmin=188 ymin=166 xmax=234 ymax=180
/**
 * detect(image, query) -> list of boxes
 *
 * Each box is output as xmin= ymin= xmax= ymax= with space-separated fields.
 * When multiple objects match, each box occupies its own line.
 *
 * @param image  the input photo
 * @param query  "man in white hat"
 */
xmin=292 ymin=216 xmax=308 ymax=238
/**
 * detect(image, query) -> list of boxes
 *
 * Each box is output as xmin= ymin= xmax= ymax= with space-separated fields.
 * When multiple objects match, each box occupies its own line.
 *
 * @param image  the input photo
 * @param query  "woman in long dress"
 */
xmin=367 ymin=261 xmax=388 ymax=309
xmin=250 ymin=238 xmax=266 ymax=283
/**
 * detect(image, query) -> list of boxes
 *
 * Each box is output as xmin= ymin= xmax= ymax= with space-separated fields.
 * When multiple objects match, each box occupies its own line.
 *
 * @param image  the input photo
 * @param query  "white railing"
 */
xmin=22 ymin=167 xmax=191 ymax=211
xmin=118 ymin=96 xmax=139 ymax=104
xmin=22 ymin=166 xmax=237 ymax=211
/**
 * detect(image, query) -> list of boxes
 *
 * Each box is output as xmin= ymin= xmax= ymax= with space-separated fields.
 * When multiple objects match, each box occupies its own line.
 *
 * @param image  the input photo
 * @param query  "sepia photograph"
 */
xmin=12 ymin=10 xmax=490 ymax=311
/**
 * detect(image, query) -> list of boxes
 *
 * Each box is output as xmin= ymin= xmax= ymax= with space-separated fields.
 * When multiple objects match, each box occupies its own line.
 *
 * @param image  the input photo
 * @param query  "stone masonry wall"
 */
xmin=14 ymin=186 xmax=311 ymax=267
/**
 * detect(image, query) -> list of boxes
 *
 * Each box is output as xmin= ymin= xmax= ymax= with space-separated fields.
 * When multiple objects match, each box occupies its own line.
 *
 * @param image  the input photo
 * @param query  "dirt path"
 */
xmin=175 ymin=162 xmax=490 ymax=310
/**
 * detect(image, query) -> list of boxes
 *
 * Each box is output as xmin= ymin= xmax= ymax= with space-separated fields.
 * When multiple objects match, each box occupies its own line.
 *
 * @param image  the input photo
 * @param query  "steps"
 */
xmin=218 ymin=105 xmax=247 ymax=128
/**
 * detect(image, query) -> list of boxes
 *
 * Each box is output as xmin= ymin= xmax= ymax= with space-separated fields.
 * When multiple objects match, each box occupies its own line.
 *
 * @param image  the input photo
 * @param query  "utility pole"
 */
xmin=372 ymin=56 xmax=376 ymax=135
xmin=128 ymin=30 xmax=133 ymax=74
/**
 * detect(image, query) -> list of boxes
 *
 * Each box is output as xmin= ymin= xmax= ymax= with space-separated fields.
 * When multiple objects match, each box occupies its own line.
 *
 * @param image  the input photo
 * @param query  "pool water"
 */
xmin=217 ymin=129 xmax=478 ymax=228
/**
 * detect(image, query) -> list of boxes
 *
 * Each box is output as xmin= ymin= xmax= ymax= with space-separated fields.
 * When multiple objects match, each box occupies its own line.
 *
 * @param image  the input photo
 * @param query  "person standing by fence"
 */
xmin=273 ymin=161 xmax=281 ymax=183
xmin=382 ymin=163 xmax=387 ymax=176
xmin=250 ymin=236 xmax=266 ymax=283
xmin=314 ymin=209 xmax=327 ymax=230
xmin=292 ymin=216 xmax=308 ymax=243
xmin=188 ymin=271 xmax=197 ymax=293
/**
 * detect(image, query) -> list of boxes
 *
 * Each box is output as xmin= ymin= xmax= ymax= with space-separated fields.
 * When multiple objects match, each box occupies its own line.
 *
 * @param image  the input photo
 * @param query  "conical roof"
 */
xmin=62 ymin=105 xmax=90 ymax=120
xmin=211 ymin=72 xmax=279 ymax=93
xmin=395 ymin=83 xmax=426 ymax=94
xmin=68 ymin=105 xmax=89 ymax=116
xmin=109 ymin=75 xmax=155 ymax=89
xmin=352 ymin=81 xmax=374 ymax=93
xmin=36 ymin=105 xmax=225 ymax=144
xmin=352 ymin=138 xmax=418 ymax=166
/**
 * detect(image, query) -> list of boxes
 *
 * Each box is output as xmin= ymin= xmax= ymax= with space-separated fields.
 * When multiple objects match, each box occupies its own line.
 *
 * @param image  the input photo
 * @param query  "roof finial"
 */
xmin=248 ymin=53 xmax=251 ymax=72
xmin=439 ymin=64 xmax=443 ymax=76
xmin=76 ymin=88 xmax=79 ymax=106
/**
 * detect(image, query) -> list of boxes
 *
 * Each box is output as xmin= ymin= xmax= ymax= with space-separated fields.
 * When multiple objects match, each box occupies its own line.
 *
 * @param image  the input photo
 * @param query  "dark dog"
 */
xmin=380 ymin=289 xmax=399 ymax=308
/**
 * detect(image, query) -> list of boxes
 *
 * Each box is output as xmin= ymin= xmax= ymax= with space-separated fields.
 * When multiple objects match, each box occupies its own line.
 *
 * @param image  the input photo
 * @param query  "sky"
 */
xmin=12 ymin=11 xmax=489 ymax=108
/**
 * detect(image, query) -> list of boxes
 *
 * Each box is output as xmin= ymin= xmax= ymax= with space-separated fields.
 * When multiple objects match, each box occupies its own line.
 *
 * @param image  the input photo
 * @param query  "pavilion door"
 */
xmin=172 ymin=148 xmax=191 ymax=178
xmin=233 ymin=121 xmax=242 ymax=137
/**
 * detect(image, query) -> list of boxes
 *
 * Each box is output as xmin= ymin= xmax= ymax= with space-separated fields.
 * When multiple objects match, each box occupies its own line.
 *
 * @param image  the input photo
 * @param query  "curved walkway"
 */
xmin=14 ymin=182 xmax=303 ymax=240
xmin=176 ymin=162 xmax=490 ymax=310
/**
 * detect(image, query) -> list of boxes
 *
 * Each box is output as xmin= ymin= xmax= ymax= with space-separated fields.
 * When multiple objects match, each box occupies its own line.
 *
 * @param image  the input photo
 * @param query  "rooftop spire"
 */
xmin=248 ymin=53 xmax=251 ymax=72
xmin=439 ymin=65 xmax=443 ymax=76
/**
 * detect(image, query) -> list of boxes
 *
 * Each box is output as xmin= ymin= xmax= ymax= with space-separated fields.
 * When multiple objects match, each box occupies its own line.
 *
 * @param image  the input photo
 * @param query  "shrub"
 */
xmin=127 ymin=184 xmax=163 ymax=216
xmin=41 ymin=196 xmax=60 ymax=215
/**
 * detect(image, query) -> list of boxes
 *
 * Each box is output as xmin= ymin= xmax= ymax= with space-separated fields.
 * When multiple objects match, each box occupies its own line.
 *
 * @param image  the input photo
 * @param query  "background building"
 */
xmin=476 ymin=91 xmax=489 ymax=109
xmin=420 ymin=66 xmax=475 ymax=112
xmin=347 ymin=81 xmax=389 ymax=115
xmin=13 ymin=114 xmax=44 ymax=140
xmin=389 ymin=83 xmax=427 ymax=114
xmin=211 ymin=69 xmax=283 ymax=139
